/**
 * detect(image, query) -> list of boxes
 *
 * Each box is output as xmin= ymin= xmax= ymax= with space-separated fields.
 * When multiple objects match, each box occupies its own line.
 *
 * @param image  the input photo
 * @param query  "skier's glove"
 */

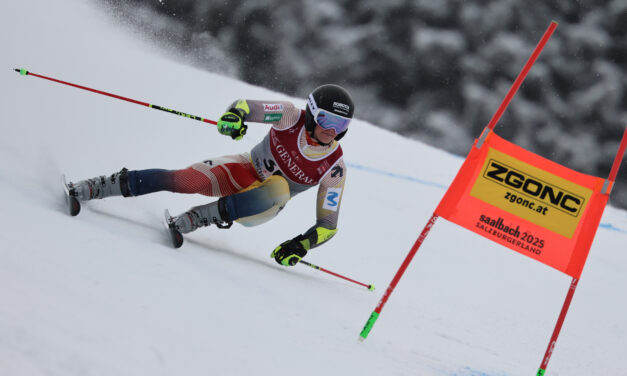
xmin=271 ymin=235 xmax=308 ymax=266
xmin=217 ymin=107 xmax=248 ymax=140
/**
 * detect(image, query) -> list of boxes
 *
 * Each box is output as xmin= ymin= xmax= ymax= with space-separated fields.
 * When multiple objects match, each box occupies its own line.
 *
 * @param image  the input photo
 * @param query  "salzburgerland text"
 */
xmin=476 ymin=215 xmax=544 ymax=255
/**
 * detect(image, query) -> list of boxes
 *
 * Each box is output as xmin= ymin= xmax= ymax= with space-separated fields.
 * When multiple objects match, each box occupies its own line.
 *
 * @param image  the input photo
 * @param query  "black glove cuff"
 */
xmin=228 ymin=107 xmax=246 ymax=120
xmin=282 ymin=238 xmax=307 ymax=256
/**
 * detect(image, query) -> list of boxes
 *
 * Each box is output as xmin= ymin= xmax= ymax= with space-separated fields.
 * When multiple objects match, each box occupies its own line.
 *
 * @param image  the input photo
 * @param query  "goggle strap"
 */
xmin=307 ymin=94 xmax=318 ymax=113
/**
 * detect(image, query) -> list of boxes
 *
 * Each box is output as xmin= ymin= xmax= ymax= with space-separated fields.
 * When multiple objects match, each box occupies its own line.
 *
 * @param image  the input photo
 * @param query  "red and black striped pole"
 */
xmin=14 ymin=68 xmax=247 ymax=139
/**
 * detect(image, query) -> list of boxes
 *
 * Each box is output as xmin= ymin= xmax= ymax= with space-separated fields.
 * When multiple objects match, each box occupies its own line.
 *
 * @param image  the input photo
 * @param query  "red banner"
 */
xmin=435 ymin=131 xmax=609 ymax=278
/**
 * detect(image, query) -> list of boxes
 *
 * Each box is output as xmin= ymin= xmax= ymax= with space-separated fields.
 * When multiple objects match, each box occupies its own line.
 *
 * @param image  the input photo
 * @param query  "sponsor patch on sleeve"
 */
xmin=264 ymin=113 xmax=283 ymax=122
xmin=263 ymin=104 xmax=284 ymax=112
xmin=322 ymin=187 xmax=343 ymax=211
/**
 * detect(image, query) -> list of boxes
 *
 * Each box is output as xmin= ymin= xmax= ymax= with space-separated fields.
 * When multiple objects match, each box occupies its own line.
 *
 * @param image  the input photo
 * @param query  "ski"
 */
xmin=164 ymin=209 xmax=184 ymax=248
xmin=61 ymin=174 xmax=81 ymax=216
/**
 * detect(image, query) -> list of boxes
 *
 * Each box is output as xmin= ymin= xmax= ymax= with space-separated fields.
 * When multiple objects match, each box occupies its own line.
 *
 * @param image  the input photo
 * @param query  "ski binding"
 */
xmin=61 ymin=174 xmax=81 ymax=216
xmin=164 ymin=209 xmax=184 ymax=248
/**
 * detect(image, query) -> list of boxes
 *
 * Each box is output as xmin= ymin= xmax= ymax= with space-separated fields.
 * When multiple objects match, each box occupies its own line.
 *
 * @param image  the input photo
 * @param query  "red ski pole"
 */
xmin=14 ymin=68 xmax=246 ymax=139
xmin=298 ymin=260 xmax=375 ymax=291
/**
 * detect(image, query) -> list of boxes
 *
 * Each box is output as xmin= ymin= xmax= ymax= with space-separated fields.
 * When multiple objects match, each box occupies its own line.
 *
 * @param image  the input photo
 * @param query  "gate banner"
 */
xmin=435 ymin=131 xmax=609 ymax=278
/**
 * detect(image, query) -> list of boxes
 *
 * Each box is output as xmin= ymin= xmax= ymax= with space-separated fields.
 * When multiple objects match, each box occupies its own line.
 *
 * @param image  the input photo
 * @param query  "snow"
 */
xmin=1 ymin=0 xmax=627 ymax=375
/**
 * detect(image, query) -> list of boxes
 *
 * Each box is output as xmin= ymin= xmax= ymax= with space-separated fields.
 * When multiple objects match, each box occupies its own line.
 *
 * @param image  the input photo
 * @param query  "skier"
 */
xmin=65 ymin=84 xmax=354 ymax=266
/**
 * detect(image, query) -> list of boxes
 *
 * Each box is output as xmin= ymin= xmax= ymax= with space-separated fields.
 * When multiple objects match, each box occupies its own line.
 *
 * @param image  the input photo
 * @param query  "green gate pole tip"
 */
xmin=536 ymin=369 xmax=546 ymax=376
xmin=359 ymin=311 xmax=380 ymax=341
xmin=14 ymin=68 xmax=28 ymax=75
xmin=368 ymin=284 xmax=376 ymax=291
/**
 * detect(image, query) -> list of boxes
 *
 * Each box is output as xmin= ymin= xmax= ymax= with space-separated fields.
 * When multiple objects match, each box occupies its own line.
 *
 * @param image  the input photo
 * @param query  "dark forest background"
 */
xmin=98 ymin=0 xmax=627 ymax=209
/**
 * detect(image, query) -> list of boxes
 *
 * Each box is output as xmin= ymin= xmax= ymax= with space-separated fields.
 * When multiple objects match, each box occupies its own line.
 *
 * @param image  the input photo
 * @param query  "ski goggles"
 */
xmin=307 ymin=94 xmax=351 ymax=134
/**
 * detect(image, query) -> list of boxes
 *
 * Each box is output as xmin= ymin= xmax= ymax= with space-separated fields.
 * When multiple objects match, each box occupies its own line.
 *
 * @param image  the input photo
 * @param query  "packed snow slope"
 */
xmin=1 ymin=1 xmax=626 ymax=375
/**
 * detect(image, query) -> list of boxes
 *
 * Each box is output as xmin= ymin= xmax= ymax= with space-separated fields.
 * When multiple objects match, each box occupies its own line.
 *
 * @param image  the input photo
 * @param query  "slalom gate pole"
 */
xmin=485 ymin=21 xmax=558 ymax=132
xmin=536 ymin=278 xmax=579 ymax=376
xmin=606 ymin=126 xmax=627 ymax=187
xmin=359 ymin=21 xmax=558 ymax=342
xmin=298 ymin=260 xmax=375 ymax=291
xmin=476 ymin=21 xmax=559 ymax=148
xmin=537 ymin=126 xmax=627 ymax=376
xmin=13 ymin=68 xmax=218 ymax=125
xmin=359 ymin=213 xmax=439 ymax=340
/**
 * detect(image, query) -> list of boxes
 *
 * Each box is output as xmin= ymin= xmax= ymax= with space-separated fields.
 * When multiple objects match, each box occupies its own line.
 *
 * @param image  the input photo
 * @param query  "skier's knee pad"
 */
xmin=225 ymin=175 xmax=290 ymax=227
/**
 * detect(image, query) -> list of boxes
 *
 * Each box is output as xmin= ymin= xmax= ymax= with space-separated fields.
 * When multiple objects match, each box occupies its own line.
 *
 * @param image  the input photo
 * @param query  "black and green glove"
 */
xmin=271 ymin=235 xmax=308 ymax=266
xmin=217 ymin=107 xmax=248 ymax=140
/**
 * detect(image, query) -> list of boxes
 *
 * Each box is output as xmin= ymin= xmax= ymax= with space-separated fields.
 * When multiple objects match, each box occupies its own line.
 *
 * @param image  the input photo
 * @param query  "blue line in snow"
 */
xmin=347 ymin=161 xmax=627 ymax=236
xmin=346 ymin=162 xmax=448 ymax=189
xmin=599 ymin=222 xmax=627 ymax=234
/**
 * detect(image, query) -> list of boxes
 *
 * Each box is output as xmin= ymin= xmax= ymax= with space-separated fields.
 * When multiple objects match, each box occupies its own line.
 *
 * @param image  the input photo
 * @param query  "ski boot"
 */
xmin=164 ymin=199 xmax=233 ymax=248
xmin=62 ymin=168 xmax=132 ymax=216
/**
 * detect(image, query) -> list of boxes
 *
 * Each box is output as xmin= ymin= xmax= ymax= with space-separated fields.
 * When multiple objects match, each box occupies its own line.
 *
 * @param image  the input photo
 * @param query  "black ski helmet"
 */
xmin=305 ymin=84 xmax=354 ymax=142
